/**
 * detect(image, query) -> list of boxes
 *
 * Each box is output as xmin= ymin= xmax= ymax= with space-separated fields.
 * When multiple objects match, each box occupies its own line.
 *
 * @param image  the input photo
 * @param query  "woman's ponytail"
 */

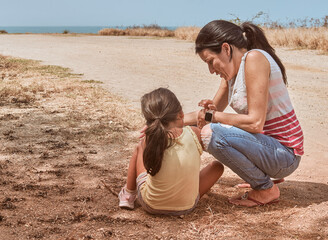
xmin=240 ymin=22 xmax=287 ymax=85
xmin=240 ymin=22 xmax=269 ymax=50
xmin=141 ymin=88 xmax=181 ymax=176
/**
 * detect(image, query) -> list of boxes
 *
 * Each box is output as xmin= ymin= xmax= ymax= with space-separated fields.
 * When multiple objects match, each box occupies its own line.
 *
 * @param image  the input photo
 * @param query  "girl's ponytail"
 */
xmin=240 ymin=22 xmax=287 ymax=85
xmin=143 ymin=118 xmax=171 ymax=176
xmin=141 ymin=88 xmax=181 ymax=176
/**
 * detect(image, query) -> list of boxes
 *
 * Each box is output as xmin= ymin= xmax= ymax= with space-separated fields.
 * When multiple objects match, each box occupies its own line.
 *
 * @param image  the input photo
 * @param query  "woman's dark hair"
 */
xmin=195 ymin=20 xmax=287 ymax=85
xmin=141 ymin=88 xmax=182 ymax=176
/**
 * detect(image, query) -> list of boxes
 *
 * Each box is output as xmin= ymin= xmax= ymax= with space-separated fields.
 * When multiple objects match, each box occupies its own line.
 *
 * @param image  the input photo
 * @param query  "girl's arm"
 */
xmin=208 ymin=51 xmax=270 ymax=133
xmin=184 ymin=111 xmax=198 ymax=126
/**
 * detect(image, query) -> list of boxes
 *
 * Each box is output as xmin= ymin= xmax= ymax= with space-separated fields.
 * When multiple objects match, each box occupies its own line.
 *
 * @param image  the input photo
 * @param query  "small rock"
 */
xmin=78 ymin=155 xmax=88 ymax=162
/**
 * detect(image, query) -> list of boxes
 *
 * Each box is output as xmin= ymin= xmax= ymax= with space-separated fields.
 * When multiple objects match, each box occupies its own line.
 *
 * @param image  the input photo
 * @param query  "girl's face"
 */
xmin=198 ymin=44 xmax=236 ymax=81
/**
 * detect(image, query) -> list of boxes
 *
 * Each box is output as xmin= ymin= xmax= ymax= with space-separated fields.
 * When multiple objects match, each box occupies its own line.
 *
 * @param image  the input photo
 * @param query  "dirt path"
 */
xmin=0 ymin=34 xmax=327 ymax=182
xmin=0 ymin=34 xmax=327 ymax=239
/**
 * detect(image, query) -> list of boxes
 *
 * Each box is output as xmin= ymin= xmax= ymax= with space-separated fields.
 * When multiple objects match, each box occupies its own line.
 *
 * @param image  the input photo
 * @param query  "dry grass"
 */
xmin=0 ymin=54 xmax=144 ymax=239
xmin=265 ymin=27 xmax=328 ymax=52
xmin=174 ymin=27 xmax=201 ymax=41
xmin=0 ymin=55 xmax=142 ymax=143
xmin=99 ymin=26 xmax=197 ymax=40
xmin=99 ymin=26 xmax=328 ymax=53
xmin=99 ymin=27 xmax=174 ymax=37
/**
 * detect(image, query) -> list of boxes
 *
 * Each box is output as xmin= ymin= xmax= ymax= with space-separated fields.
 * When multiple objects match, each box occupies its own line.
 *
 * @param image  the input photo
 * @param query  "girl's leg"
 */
xmin=119 ymin=142 xmax=147 ymax=209
xmin=135 ymin=141 xmax=147 ymax=176
xmin=126 ymin=141 xmax=147 ymax=191
xmin=199 ymin=161 xmax=224 ymax=197
xmin=126 ymin=146 xmax=139 ymax=191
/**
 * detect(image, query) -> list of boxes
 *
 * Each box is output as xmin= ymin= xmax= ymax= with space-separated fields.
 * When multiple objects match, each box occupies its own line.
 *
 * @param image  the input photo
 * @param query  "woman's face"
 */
xmin=198 ymin=44 xmax=236 ymax=81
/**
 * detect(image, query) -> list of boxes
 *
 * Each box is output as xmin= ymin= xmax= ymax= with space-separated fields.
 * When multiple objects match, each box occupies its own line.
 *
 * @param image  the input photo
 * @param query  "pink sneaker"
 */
xmin=118 ymin=186 xmax=137 ymax=209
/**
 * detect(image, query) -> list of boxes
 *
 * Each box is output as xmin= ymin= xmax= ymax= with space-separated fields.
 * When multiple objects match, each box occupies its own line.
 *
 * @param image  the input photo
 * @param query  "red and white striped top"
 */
xmin=263 ymin=110 xmax=304 ymax=155
xmin=228 ymin=49 xmax=304 ymax=155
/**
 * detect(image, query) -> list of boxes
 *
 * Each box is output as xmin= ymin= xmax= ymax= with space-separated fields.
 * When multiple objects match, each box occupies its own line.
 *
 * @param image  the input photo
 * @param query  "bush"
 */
xmin=265 ymin=27 xmax=328 ymax=52
xmin=98 ymin=27 xmax=174 ymax=37
xmin=174 ymin=27 xmax=200 ymax=41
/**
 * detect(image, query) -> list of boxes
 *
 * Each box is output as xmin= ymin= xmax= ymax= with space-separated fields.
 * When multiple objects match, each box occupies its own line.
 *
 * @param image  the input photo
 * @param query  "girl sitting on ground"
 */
xmin=118 ymin=88 xmax=223 ymax=215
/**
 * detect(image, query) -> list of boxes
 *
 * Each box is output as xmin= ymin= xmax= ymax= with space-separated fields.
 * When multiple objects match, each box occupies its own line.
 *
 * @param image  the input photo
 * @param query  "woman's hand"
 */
xmin=198 ymin=99 xmax=217 ymax=111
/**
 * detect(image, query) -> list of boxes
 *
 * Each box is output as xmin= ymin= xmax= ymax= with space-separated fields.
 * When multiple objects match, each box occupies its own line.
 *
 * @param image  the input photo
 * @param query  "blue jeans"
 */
xmin=207 ymin=123 xmax=301 ymax=190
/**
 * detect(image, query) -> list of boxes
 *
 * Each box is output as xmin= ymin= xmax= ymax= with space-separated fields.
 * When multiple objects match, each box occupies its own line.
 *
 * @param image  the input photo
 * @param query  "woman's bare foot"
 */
xmin=229 ymin=184 xmax=280 ymax=207
xmin=235 ymin=179 xmax=285 ymax=188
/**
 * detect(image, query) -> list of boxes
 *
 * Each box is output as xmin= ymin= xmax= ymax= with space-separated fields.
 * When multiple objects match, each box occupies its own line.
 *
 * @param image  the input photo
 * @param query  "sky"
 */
xmin=0 ymin=0 xmax=327 ymax=27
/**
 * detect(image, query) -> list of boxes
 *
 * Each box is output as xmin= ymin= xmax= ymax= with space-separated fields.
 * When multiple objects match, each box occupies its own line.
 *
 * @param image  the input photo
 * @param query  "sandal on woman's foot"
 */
xmin=229 ymin=191 xmax=279 ymax=207
xmin=235 ymin=179 xmax=285 ymax=188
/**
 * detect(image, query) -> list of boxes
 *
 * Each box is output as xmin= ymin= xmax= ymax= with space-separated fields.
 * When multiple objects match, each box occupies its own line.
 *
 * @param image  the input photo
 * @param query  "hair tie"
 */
xmin=242 ymin=31 xmax=247 ymax=41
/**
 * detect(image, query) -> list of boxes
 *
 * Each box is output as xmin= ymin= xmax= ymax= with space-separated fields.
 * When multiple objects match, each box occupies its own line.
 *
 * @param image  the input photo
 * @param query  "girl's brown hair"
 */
xmin=195 ymin=20 xmax=287 ymax=85
xmin=141 ymin=88 xmax=182 ymax=176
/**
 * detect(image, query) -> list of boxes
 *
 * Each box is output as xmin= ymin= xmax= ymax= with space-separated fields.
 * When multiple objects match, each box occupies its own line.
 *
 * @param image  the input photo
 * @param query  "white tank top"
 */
xmin=228 ymin=49 xmax=304 ymax=155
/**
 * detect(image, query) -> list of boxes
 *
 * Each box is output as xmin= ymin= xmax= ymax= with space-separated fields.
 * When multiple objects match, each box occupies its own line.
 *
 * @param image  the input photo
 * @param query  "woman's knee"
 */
xmin=204 ymin=123 xmax=233 ymax=149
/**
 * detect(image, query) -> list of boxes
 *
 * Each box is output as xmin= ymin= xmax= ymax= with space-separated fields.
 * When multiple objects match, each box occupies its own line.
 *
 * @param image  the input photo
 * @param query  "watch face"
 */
xmin=205 ymin=112 xmax=213 ymax=122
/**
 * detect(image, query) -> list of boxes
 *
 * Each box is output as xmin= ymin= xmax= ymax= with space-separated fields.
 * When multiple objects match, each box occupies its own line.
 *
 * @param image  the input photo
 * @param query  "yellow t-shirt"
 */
xmin=140 ymin=126 xmax=203 ymax=211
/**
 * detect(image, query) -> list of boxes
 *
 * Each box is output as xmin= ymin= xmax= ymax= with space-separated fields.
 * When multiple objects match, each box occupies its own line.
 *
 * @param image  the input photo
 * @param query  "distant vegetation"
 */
xmin=228 ymin=12 xmax=328 ymax=29
xmin=265 ymin=27 xmax=328 ymax=52
xmin=229 ymin=12 xmax=328 ymax=52
xmin=99 ymin=15 xmax=328 ymax=52
xmin=98 ymin=24 xmax=174 ymax=37
xmin=0 ymin=30 xmax=8 ymax=34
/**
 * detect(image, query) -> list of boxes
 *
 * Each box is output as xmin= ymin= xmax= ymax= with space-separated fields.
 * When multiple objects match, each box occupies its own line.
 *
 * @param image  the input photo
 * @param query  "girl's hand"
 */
xmin=139 ymin=125 xmax=147 ymax=139
xmin=197 ymin=109 xmax=207 ymax=129
xmin=198 ymin=99 xmax=217 ymax=111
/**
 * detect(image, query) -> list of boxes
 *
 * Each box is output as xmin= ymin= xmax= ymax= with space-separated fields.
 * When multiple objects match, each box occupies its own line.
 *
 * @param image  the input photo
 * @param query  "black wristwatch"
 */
xmin=205 ymin=111 xmax=214 ymax=122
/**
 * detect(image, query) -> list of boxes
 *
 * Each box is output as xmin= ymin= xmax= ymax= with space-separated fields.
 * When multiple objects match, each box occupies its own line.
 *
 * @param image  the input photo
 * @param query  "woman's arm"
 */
xmin=212 ymin=79 xmax=229 ymax=111
xmin=209 ymin=51 xmax=270 ymax=133
xmin=198 ymin=80 xmax=229 ymax=111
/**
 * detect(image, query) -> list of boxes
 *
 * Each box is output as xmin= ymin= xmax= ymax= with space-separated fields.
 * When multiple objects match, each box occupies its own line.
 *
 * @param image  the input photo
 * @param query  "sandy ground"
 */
xmin=0 ymin=34 xmax=327 ymax=239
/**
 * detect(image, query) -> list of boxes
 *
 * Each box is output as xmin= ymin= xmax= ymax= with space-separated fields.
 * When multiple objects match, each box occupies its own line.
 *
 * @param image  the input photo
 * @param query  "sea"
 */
xmin=0 ymin=26 xmax=177 ymax=34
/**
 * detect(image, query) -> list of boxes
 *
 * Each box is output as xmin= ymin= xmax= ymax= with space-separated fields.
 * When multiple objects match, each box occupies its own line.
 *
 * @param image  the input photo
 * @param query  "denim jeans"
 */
xmin=207 ymin=123 xmax=301 ymax=190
